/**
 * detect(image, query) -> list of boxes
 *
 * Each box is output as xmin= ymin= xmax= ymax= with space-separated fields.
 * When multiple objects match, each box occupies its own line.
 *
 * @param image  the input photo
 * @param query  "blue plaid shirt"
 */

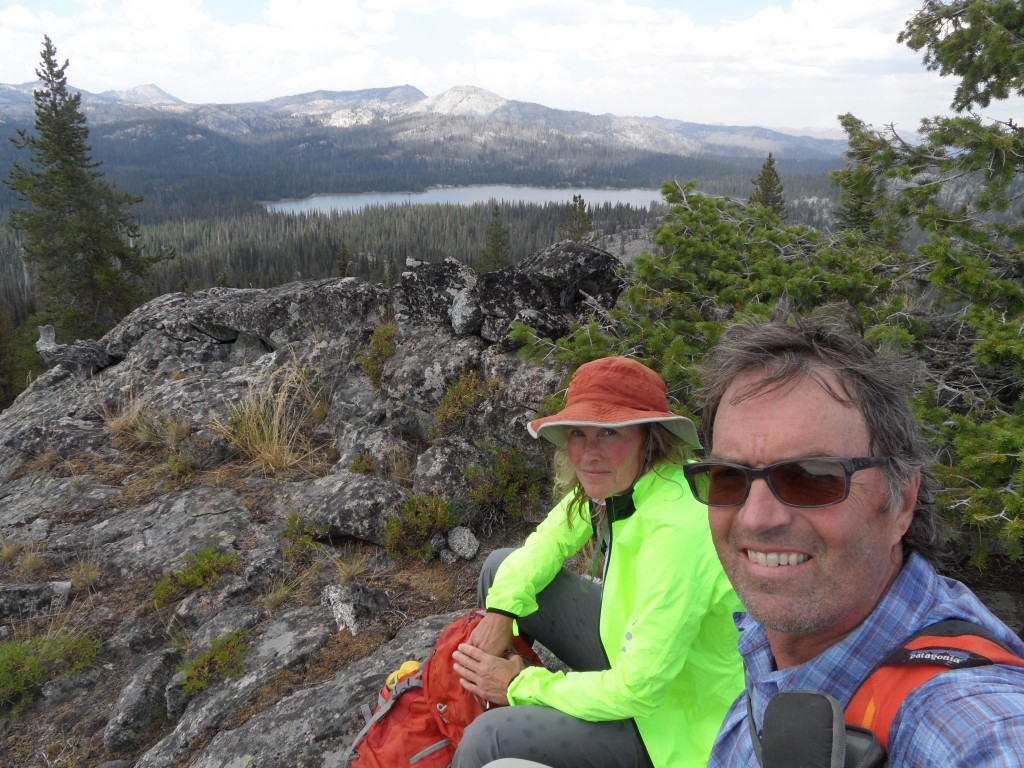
xmin=708 ymin=553 xmax=1024 ymax=767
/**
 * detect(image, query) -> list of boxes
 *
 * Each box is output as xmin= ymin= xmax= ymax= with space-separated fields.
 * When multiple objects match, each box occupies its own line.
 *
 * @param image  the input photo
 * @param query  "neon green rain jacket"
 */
xmin=485 ymin=463 xmax=744 ymax=767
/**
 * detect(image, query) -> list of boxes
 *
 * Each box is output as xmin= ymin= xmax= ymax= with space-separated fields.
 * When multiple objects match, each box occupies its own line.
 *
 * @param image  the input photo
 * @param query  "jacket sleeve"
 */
xmin=506 ymin=472 xmax=729 ymax=722
xmin=484 ymin=494 xmax=593 ymax=619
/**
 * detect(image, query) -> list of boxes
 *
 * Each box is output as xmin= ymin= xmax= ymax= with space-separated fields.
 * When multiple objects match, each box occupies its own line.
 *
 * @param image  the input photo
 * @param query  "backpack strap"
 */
xmin=845 ymin=619 xmax=1024 ymax=750
xmin=343 ymin=667 xmax=426 ymax=767
xmin=747 ymin=687 xmax=889 ymax=768
xmin=409 ymin=739 xmax=453 ymax=764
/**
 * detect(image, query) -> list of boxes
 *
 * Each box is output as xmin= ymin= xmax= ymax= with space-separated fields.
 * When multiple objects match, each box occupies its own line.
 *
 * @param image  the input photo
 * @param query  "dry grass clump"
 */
xmin=262 ymin=577 xmax=307 ymax=610
xmin=382 ymin=447 xmax=416 ymax=487
xmin=100 ymin=395 xmax=192 ymax=451
xmin=1 ymin=541 xmax=23 ymax=564
xmin=59 ymin=456 xmax=90 ymax=476
xmin=69 ymin=558 xmax=103 ymax=593
xmin=15 ymin=450 xmax=59 ymax=476
xmin=210 ymin=363 xmax=334 ymax=478
xmin=101 ymin=401 xmax=141 ymax=438
xmin=135 ymin=412 xmax=192 ymax=449
xmin=328 ymin=546 xmax=371 ymax=583
xmin=12 ymin=547 xmax=48 ymax=579
xmin=11 ymin=450 xmax=94 ymax=485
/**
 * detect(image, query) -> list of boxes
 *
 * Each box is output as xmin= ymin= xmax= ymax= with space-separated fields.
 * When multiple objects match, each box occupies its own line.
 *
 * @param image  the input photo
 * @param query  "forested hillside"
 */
xmin=139 ymin=201 xmax=662 ymax=293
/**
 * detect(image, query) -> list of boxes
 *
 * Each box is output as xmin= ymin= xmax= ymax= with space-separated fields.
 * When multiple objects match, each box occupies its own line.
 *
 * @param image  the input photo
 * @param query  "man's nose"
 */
xmin=737 ymin=477 xmax=795 ymax=530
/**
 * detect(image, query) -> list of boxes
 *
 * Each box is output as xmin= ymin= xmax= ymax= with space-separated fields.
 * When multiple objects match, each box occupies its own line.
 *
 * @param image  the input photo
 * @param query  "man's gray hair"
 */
xmin=694 ymin=304 xmax=944 ymax=564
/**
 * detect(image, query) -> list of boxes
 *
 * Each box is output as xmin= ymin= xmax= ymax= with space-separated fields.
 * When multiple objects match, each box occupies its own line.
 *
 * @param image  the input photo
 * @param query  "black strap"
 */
xmin=747 ymin=689 xmax=764 ymax=766
xmin=605 ymin=490 xmax=636 ymax=522
xmin=747 ymin=690 xmax=849 ymax=768
xmin=747 ymin=690 xmax=885 ymax=768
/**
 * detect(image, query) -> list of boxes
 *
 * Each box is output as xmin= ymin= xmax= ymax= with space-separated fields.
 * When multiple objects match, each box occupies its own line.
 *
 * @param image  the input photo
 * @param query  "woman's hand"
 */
xmin=452 ymin=642 xmax=526 ymax=706
xmin=465 ymin=611 xmax=515 ymax=657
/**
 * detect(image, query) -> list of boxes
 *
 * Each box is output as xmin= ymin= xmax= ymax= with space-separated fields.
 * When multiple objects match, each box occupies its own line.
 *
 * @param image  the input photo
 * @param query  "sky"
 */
xmin=0 ymin=0 xmax=1016 ymax=134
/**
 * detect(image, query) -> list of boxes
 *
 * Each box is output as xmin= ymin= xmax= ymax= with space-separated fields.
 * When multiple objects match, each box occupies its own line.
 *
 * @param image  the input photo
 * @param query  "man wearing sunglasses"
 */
xmin=688 ymin=307 xmax=1024 ymax=767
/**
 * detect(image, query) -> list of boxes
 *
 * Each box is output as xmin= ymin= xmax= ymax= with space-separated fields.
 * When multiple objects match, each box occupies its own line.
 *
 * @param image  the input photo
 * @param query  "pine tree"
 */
xmin=478 ymin=203 xmax=510 ymax=272
xmin=5 ymin=36 xmax=170 ymax=340
xmin=898 ymin=0 xmax=1024 ymax=112
xmin=334 ymin=243 xmax=353 ymax=277
xmin=558 ymin=194 xmax=592 ymax=242
xmin=829 ymin=115 xmax=905 ymax=249
xmin=749 ymin=153 xmax=787 ymax=219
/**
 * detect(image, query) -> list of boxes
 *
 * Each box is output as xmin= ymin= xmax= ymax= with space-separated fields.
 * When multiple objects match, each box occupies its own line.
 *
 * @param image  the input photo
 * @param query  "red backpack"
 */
xmin=344 ymin=610 xmax=543 ymax=768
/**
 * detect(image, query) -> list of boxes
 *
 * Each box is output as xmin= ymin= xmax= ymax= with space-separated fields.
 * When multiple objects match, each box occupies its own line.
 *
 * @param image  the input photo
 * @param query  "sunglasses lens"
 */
xmin=689 ymin=459 xmax=855 ymax=507
xmin=769 ymin=459 xmax=848 ymax=506
xmin=702 ymin=464 xmax=750 ymax=506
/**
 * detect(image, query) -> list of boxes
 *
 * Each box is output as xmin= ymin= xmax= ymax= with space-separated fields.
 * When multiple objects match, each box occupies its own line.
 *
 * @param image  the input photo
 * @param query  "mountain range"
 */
xmin=0 ymin=81 xmax=847 ymax=161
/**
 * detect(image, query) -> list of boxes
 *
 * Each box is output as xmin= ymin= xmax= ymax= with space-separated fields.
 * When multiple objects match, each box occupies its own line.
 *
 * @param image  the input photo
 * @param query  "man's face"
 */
xmin=708 ymin=370 xmax=916 ymax=665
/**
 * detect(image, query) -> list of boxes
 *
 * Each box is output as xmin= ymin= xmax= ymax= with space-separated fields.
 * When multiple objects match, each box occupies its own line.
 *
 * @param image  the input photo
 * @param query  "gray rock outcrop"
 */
xmin=0 ymin=242 xmax=622 ymax=766
xmin=35 ymin=323 xmax=116 ymax=378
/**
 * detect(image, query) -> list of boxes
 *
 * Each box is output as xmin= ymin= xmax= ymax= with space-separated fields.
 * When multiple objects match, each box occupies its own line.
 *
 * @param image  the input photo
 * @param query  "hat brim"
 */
xmin=529 ymin=413 xmax=700 ymax=449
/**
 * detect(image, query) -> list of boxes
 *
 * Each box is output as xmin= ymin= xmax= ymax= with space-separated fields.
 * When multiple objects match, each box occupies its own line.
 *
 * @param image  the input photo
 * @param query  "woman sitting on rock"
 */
xmin=450 ymin=356 xmax=743 ymax=768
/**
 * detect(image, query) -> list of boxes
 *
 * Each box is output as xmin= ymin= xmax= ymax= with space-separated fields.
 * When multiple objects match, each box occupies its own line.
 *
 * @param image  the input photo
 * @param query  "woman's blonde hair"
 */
xmin=553 ymin=422 xmax=693 ymax=528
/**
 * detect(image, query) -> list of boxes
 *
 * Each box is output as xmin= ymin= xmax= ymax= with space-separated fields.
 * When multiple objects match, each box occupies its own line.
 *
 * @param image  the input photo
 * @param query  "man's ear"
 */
xmin=893 ymin=469 xmax=920 ymax=540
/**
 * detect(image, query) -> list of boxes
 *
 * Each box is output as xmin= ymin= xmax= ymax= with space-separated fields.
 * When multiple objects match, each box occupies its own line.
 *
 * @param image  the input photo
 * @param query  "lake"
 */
xmin=265 ymin=185 xmax=665 ymax=214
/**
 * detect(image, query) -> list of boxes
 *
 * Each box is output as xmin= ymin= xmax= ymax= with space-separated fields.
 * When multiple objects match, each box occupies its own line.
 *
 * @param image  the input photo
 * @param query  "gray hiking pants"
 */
xmin=451 ymin=548 xmax=652 ymax=768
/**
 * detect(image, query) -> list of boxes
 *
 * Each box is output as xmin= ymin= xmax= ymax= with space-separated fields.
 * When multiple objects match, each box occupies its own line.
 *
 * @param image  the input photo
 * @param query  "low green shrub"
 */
xmin=360 ymin=322 xmax=399 ymax=389
xmin=178 ymin=628 xmax=251 ymax=695
xmin=383 ymin=494 xmax=463 ymax=560
xmin=0 ymin=632 xmax=97 ymax=717
xmin=349 ymin=451 xmax=376 ymax=474
xmin=167 ymin=453 xmax=197 ymax=484
xmin=281 ymin=512 xmax=329 ymax=560
xmin=153 ymin=545 xmax=239 ymax=608
xmin=429 ymin=370 xmax=502 ymax=439
xmin=465 ymin=446 xmax=549 ymax=533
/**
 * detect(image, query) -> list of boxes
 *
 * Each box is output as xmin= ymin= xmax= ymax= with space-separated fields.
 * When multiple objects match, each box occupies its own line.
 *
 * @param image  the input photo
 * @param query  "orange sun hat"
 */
xmin=528 ymin=356 xmax=700 ymax=448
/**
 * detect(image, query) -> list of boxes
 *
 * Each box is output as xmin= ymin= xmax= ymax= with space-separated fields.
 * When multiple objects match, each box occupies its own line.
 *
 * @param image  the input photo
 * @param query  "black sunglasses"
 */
xmin=682 ymin=457 xmax=891 ymax=508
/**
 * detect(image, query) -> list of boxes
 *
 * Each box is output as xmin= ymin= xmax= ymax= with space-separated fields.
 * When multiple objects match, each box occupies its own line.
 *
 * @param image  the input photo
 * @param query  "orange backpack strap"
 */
xmin=845 ymin=619 xmax=1024 ymax=750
